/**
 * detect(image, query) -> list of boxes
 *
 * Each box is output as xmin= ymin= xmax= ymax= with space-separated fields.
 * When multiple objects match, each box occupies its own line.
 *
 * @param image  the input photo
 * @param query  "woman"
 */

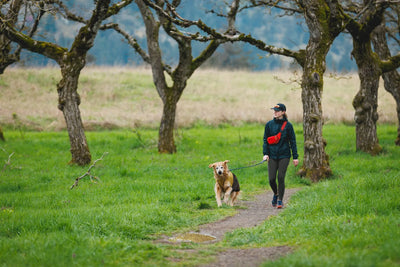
xmin=263 ymin=103 xmax=299 ymax=208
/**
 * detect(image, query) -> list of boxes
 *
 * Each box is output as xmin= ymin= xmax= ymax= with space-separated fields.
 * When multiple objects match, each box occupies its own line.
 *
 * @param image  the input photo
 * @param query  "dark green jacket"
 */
xmin=263 ymin=117 xmax=298 ymax=160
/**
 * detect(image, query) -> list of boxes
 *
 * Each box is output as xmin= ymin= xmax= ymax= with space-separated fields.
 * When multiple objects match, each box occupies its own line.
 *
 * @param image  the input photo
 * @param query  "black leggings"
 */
xmin=268 ymin=158 xmax=290 ymax=201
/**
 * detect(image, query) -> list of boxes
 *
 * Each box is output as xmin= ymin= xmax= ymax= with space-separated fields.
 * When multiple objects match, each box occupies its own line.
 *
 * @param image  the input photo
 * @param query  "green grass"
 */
xmin=0 ymin=124 xmax=399 ymax=266
xmin=224 ymin=124 xmax=400 ymax=267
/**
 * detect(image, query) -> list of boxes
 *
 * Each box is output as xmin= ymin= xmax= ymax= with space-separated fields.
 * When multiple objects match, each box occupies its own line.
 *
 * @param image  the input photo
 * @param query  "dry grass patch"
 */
xmin=0 ymin=67 xmax=396 ymax=129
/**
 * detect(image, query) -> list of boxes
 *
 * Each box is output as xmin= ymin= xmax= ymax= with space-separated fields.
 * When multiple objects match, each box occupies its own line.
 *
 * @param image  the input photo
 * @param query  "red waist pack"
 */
xmin=267 ymin=121 xmax=287 ymax=145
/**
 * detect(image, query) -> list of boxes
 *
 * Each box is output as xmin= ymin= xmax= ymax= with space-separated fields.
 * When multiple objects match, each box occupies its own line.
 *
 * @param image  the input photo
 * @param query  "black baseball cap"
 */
xmin=271 ymin=103 xmax=286 ymax=111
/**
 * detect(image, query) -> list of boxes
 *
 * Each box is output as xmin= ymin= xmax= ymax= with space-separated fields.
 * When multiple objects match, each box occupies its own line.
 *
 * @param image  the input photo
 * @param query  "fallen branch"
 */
xmin=70 ymin=152 xmax=108 ymax=189
xmin=2 ymin=152 xmax=15 ymax=172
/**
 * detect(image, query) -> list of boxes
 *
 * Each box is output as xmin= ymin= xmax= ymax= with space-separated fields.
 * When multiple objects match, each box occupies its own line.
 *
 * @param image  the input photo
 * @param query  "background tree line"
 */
xmin=1 ymin=0 xmax=399 ymax=182
xmin=3 ymin=1 xmax=358 ymax=71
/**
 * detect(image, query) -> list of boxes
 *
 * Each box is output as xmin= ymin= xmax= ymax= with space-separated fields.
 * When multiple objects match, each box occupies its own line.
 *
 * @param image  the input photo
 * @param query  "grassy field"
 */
xmin=0 ymin=67 xmax=397 ymax=130
xmin=0 ymin=68 xmax=399 ymax=266
xmin=0 ymin=124 xmax=399 ymax=266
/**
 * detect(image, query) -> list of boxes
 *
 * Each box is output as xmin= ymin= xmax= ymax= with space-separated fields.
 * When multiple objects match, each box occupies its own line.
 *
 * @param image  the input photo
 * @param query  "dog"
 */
xmin=208 ymin=160 xmax=240 ymax=207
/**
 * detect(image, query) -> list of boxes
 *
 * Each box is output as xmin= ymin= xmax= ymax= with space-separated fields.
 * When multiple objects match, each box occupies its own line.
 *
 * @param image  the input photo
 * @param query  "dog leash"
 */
xmin=229 ymin=160 xmax=266 ymax=171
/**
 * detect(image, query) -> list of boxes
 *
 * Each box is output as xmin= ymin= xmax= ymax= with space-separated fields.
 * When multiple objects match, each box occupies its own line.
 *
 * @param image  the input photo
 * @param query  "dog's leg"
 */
xmin=224 ymin=187 xmax=233 ymax=205
xmin=215 ymin=184 xmax=222 ymax=207
xmin=230 ymin=191 xmax=240 ymax=206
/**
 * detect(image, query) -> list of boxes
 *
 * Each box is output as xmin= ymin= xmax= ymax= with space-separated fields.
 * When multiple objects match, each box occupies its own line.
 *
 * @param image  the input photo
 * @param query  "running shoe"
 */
xmin=277 ymin=200 xmax=283 ymax=209
xmin=272 ymin=195 xmax=278 ymax=207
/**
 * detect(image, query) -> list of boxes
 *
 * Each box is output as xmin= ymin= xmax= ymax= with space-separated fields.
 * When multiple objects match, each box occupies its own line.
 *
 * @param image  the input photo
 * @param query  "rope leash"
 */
xmin=229 ymin=160 xmax=266 ymax=171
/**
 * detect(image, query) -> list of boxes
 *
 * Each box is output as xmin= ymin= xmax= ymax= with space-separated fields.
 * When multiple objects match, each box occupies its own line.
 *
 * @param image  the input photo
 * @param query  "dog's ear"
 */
xmin=224 ymin=160 xmax=230 ymax=164
xmin=208 ymin=163 xmax=215 ymax=168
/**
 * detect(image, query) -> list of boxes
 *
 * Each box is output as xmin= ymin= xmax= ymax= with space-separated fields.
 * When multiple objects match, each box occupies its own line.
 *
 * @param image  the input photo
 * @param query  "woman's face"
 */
xmin=273 ymin=110 xmax=285 ymax=119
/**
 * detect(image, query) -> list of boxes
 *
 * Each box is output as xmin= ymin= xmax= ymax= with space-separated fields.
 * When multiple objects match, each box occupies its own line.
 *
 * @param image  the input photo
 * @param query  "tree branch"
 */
xmin=136 ymin=0 xmax=169 ymax=98
xmin=70 ymin=152 xmax=108 ymax=189
xmin=191 ymin=39 xmax=222 ymax=71
xmin=48 ymin=0 xmax=87 ymax=23
xmin=48 ymin=0 xmax=133 ymax=23
xmin=70 ymin=0 xmax=112 ymax=53
xmin=2 ymin=151 xmax=14 ymax=172
xmin=344 ymin=1 xmax=389 ymax=37
xmin=227 ymin=0 xmax=240 ymax=34
xmin=239 ymin=0 xmax=303 ymax=15
xmin=0 ymin=18 xmax=67 ymax=63
xmin=141 ymin=0 xmax=304 ymax=66
xmin=105 ymin=0 xmax=134 ymax=18
xmin=380 ymin=53 xmax=400 ymax=72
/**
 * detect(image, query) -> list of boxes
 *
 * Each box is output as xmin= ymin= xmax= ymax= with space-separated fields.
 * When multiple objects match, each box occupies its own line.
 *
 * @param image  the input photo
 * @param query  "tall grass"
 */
xmin=0 ymin=124 xmax=399 ymax=266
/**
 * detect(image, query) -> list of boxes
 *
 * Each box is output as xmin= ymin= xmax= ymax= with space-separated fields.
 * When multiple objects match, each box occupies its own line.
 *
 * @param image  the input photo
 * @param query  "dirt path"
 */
xmin=158 ymin=188 xmax=301 ymax=267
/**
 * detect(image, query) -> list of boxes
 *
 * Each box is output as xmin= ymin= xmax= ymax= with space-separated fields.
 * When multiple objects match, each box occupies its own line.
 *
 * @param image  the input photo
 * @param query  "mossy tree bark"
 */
xmin=54 ymin=0 xmax=121 ymax=165
xmin=0 ymin=0 xmax=45 ymax=74
xmin=372 ymin=23 xmax=400 ymax=146
xmin=0 ymin=0 xmax=22 ymax=74
xmin=296 ymin=0 xmax=347 ymax=181
xmin=351 ymin=38 xmax=382 ymax=155
xmin=57 ymin=58 xmax=91 ymax=165
xmin=345 ymin=4 xmax=400 ymax=154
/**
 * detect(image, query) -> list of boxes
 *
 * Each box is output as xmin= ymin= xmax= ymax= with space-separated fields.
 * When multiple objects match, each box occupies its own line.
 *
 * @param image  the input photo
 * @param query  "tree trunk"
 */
xmin=299 ymin=52 xmax=332 ymax=181
xmin=57 ymin=64 xmax=91 ymax=165
xmin=344 ymin=3 xmax=387 ymax=155
xmin=381 ymin=71 xmax=400 ymax=146
xmin=158 ymin=96 xmax=177 ymax=153
xmin=372 ymin=25 xmax=400 ymax=146
xmin=0 ymin=0 xmax=124 ymax=165
xmin=0 ymin=126 xmax=5 ymax=141
xmin=0 ymin=40 xmax=18 ymax=74
xmin=296 ymin=0 xmax=342 ymax=181
xmin=351 ymin=40 xmax=382 ymax=155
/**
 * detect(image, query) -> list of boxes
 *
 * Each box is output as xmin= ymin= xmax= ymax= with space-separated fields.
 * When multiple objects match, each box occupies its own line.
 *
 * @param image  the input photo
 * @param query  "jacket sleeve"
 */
xmin=288 ymin=123 xmax=298 ymax=159
xmin=263 ymin=124 xmax=270 ymax=156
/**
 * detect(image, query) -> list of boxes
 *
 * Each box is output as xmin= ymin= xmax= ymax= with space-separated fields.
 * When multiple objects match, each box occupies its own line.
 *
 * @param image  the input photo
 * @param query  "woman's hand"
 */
xmin=293 ymin=159 xmax=299 ymax=167
xmin=263 ymin=155 xmax=269 ymax=162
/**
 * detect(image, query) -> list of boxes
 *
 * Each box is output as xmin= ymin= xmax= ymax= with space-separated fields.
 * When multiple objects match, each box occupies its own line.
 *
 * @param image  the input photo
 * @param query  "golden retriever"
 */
xmin=208 ymin=160 xmax=240 ymax=207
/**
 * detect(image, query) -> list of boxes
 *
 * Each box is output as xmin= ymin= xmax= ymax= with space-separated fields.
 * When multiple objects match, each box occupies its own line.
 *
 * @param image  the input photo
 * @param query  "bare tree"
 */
xmin=137 ymin=0 xmax=344 ymax=180
xmin=248 ymin=0 xmax=399 ymax=158
xmin=244 ymin=0 xmax=343 ymax=180
xmin=228 ymin=0 xmax=399 ymax=178
xmin=0 ymin=0 xmax=132 ymax=165
xmin=107 ymin=0 xmax=240 ymax=153
xmin=294 ymin=0 xmax=349 ymax=180
xmin=200 ymin=0 xmax=341 ymax=181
